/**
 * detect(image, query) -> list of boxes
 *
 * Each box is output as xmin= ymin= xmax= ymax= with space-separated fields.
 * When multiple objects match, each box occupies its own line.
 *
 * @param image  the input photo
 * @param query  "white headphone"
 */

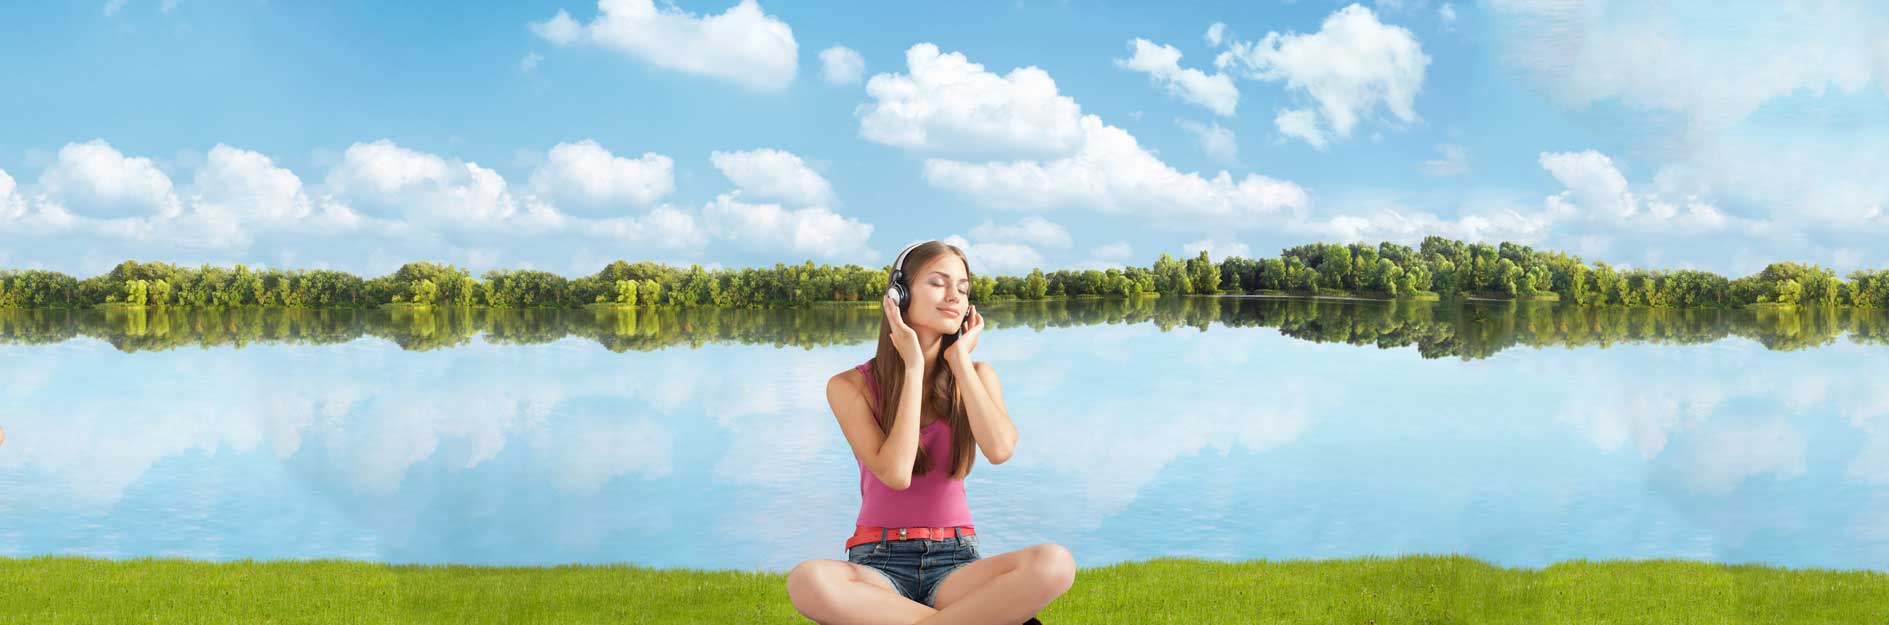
xmin=885 ymin=240 xmax=931 ymax=308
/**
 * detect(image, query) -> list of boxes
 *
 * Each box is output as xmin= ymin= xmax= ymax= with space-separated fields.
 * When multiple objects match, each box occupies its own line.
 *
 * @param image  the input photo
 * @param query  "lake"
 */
xmin=2 ymin=297 xmax=1886 ymax=574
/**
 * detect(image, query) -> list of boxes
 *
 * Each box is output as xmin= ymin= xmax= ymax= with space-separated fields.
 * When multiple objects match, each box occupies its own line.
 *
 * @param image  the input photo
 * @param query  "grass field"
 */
xmin=4 ymin=554 xmax=1886 ymax=624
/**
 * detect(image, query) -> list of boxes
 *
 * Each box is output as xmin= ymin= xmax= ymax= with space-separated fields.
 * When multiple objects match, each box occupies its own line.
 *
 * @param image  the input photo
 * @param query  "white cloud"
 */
xmin=1116 ymin=38 xmax=1239 ymax=117
xmin=0 ymin=138 xmax=883 ymax=275
xmin=1540 ymin=150 xmax=1635 ymax=219
xmin=708 ymin=148 xmax=836 ymax=206
xmin=173 ymin=144 xmax=320 ymax=248
xmin=529 ymin=0 xmax=798 ymax=91
xmin=1261 ymin=185 xmax=1557 ymax=246
xmin=527 ymin=139 xmax=675 ymax=216
xmin=921 ymin=115 xmax=1308 ymax=227
xmin=1216 ymin=3 xmax=1430 ymax=148
xmin=322 ymin=140 xmax=451 ymax=200
xmin=968 ymin=216 xmax=1071 ymax=249
xmin=4 ymin=140 xmax=366 ymax=253
xmin=585 ymin=204 xmax=708 ymax=251
xmin=1273 ymin=108 xmax=1326 ymax=150
xmin=519 ymin=52 xmax=543 ymax=72
xmin=529 ymin=9 xmax=582 ymax=45
xmin=0 ymin=169 xmax=24 ymax=222
xmin=1182 ymin=236 xmax=1250 ymax=259
xmin=857 ymin=43 xmax=1086 ymax=160
xmin=1205 ymin=22 xmax=1228 ymax=47
xmin=1474 ymin=3 xmax=1889 ymax=270
xmin=1539 ymin=149 xmax=1747 ymax=234
xmin=1417 ymin=142 xmax=1469 ymax=176
xmin=1176 ymin=118 xmax=1239 ymax=163
xmin=818 ymin=45 xmax=865 ymax=85
xmin=322 ymin=139 xmax=521 ymax=225
xmin=1439 ymin=2 xmax=1457 ymax=26
xmin=1645 ymin=131 xmax=1888 ymax=235
xmin=102 ymin=0 xmax=126 ymax=17
xmin=701 ymin=192 xmax=874 ymax=262
xmin=1486 ymin=0 xmax=1884 ymax=132
xmin=941 ymin=234 xmax=1045 ymax=275
xmin=35 ymin=139 xmax=183 ymax=220
xmin=192 ymin=144 xmax=312 ymax=224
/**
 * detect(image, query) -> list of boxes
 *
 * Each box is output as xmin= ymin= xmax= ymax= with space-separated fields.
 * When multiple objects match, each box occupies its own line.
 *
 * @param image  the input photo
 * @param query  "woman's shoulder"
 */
xmin=828 ymin=364 xmax=868 ymax=393
xmin=827 ymin=366 xmax=877 ymax=413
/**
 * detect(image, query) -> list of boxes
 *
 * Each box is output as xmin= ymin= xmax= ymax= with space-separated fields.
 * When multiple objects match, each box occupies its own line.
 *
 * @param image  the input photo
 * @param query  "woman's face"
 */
xmin=908 ymin=255 xmax=970 ymax=335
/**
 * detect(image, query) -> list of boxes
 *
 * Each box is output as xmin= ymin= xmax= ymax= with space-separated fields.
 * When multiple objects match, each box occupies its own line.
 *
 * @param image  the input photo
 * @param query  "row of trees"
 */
xmin=2 ymin=237 xmax=1886 ymax=309
xmin=6 ymin=292 xmax=1885 ymax=357
xmin=1209 ymin=238 xmax=1888 ymax=308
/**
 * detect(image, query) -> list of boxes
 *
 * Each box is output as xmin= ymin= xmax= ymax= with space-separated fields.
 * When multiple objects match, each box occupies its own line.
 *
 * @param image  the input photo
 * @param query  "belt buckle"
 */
xmin=899 ymin=528 xmax=908 ymax=539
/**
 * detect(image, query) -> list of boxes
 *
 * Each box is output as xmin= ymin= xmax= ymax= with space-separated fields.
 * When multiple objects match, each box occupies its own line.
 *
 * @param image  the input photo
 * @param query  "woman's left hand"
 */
xmin=950 ymin=305 xmax=982 ymax=359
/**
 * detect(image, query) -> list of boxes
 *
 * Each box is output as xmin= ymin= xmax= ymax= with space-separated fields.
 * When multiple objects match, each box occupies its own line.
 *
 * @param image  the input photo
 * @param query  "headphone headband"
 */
xmin=890 ymin=240 xmax=929 ymax=282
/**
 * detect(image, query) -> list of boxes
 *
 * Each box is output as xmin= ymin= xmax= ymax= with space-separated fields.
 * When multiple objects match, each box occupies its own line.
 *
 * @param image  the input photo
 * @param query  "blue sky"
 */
xmin=1 ymin=0 xmax=1886 ymax=279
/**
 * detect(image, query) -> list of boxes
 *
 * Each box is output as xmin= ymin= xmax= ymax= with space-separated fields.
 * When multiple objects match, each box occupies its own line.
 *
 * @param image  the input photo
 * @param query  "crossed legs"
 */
xmin=785 ymin=543 xmax=1075 ymax=625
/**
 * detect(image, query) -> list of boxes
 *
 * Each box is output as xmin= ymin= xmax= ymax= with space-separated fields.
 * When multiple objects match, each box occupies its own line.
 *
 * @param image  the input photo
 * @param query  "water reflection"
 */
xmin=0 ymin=297 xmax=1885 ymax=573
xmin=3 ymin=296 xmax=1886 ymax=358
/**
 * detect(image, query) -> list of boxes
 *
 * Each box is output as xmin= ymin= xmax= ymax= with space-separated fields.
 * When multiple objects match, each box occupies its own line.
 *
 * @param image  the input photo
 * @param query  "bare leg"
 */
xmin=786 ymin=559 xmax=937 ymax=625
xmin=918 ymin=544 xmax=1075 ymax=625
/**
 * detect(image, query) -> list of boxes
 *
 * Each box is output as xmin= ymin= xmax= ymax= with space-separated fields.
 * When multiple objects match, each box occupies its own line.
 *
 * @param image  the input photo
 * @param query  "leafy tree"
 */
xmin=1319 ymin=245 xmax=1352 ymax=292
xmin=411 ymin=279 xmax=438 ymax=305
xmin=1497 ymin=258 xmax=1521 ymax=297
xmin=125 ymin=279 xmax=148 ymax=305
xmin=1775 ymin=278 xmax=1803 ymax=305
xmin=1023 ymin=268 xmax=1049 ymax=299
xmin=1152 ymin=253 xmax=1189 ymax=295
xmin=1259 ymin=258 xmax=1287 ymax=290
xmin=1186 ymin=251 xmax=1220 ymax=294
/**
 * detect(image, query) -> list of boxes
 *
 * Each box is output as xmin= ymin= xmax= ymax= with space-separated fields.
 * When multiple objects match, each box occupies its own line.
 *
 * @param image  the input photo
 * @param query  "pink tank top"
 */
xmin=853 ymin=358 xmax=973 ymax=528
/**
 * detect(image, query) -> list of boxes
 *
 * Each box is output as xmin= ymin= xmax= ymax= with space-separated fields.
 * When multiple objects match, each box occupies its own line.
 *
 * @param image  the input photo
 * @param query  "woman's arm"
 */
xmin=828 ymin=364 xmax=926 ymax=490
xmin=948 ymin=352 xmax=1016 ymax=464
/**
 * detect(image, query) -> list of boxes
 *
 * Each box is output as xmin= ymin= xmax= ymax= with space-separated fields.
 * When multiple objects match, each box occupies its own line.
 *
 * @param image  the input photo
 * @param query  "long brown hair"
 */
xmin=869 ymin=241 xmax=977 ymax=481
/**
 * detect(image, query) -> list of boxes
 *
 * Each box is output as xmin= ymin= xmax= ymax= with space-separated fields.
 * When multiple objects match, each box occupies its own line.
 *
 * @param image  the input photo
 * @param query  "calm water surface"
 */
xmin=1 ymin=297 xmax=1885 ymax=573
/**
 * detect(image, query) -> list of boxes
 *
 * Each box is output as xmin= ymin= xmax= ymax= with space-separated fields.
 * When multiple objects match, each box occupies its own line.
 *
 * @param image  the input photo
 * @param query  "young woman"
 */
xmin=786 ymin=240 xmax=1074 ymax=624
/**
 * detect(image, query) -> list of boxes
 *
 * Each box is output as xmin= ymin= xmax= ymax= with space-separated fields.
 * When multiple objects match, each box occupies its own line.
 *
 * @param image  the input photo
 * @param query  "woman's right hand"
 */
xmin=883 ymin=293 xmax=923 ymax=369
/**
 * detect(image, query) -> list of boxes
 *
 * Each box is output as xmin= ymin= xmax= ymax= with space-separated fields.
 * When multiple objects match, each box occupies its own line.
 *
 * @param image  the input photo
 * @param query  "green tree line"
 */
xmin=5 ymin=294 xmax=1885 ymax=359
xmin=2 ymin=237 xmax=1886 ymax=309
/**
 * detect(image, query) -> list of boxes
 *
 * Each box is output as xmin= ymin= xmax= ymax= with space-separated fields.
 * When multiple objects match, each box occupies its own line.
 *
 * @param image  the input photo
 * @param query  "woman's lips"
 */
xmin=938 ymin=308 xmax=960 ymax=317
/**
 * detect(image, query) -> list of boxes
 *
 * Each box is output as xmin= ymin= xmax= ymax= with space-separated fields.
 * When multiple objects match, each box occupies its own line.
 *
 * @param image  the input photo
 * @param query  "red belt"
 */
xmin=845 ymin=524 xmax=975 ymax=550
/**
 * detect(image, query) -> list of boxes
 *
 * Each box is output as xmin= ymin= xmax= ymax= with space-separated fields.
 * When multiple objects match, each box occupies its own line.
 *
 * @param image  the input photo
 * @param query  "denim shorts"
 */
xmin=844 ymin=530 xmax=982 ymax=608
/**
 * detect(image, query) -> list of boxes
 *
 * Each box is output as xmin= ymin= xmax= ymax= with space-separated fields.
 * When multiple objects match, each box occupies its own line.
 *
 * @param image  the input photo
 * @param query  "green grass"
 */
xmin=2 ymin=554 xmax=1884 ymax=624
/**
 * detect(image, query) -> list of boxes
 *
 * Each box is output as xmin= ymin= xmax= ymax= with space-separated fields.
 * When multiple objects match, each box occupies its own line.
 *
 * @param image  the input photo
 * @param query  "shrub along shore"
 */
xmin=3 ymin=236 xmax=1886 ymax=310
xmin=1 ymin=554 xmax=1883 ymax=623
